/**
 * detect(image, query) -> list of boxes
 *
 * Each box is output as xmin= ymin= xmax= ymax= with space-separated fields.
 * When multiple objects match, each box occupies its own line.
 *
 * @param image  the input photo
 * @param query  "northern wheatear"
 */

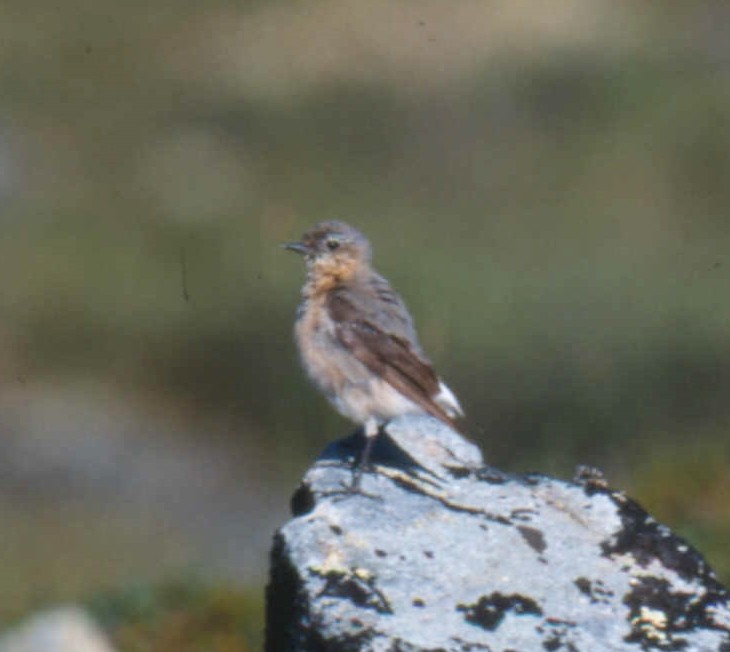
xmin=283 ymin=221 xmax=464 ymax=473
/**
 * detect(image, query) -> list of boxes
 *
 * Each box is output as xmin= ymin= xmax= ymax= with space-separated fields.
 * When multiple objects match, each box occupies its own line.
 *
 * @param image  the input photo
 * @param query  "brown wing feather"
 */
xmin=328 ymin=292 xmax=458 ymax=429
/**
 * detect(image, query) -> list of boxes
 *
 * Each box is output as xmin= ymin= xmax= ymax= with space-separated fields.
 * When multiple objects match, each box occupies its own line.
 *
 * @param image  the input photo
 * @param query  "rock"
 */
xmin=266 ymin=414 xmax=730 ymax=651
xmin=0 ymin=607 xmax=116 ymax=652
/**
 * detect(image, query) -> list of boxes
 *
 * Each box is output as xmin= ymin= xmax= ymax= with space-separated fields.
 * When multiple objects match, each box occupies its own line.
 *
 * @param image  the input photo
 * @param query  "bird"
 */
xmin=283 ymin=220 xmax=464 ymax=480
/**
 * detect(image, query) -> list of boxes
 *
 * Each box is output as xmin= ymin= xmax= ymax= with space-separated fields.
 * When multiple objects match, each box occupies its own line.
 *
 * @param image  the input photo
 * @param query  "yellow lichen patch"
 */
xmin=353 ymin=567 xmax=374 ymax=581
xmin=631 ymin=606 xmax=669 ymax=643
xmin=311 ymin=547 xmax=348 ymax=576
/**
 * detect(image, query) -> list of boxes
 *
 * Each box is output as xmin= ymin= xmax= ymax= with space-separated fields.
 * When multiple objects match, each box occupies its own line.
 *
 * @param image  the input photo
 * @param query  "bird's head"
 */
xmin=283 ymin=221 xmax=372 ymax=284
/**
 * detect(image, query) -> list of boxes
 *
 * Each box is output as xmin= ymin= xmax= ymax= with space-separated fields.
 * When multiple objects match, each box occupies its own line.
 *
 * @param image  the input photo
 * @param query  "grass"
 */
xmin=88 ymin=578 xmax=263 ymax=652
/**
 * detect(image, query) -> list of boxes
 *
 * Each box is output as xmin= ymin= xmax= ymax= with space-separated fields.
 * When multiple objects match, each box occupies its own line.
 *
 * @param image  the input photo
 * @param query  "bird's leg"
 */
xmin=351 ymin=418 xmax=380 ymax=489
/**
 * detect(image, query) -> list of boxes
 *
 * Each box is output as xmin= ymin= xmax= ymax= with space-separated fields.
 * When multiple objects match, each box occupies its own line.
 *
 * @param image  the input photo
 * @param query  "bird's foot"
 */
xmin=318 ymin=480 xmax=382 ymax=502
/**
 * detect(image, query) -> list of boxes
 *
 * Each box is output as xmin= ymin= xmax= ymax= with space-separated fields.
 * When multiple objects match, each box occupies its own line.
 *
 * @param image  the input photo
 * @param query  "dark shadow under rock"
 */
xmin=267 ymin=415 xmax=730 ymax=651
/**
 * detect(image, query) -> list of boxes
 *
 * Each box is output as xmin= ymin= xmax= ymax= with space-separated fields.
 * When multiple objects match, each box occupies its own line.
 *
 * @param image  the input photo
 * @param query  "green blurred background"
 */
xmin=0 ymin=0 xmax=729 ymax=647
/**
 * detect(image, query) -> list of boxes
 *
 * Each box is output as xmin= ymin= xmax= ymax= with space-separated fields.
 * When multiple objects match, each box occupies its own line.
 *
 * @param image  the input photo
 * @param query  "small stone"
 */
xmin=0 ymin=607 xmax=116 ymax=652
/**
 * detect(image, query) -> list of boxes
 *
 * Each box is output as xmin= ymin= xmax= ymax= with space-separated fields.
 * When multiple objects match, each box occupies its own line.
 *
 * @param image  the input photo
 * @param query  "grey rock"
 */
xmin=266 ymin=414 xmax=730 ymax=651
xmin=383 ymin=416 xmax=483 ymax=477
xmin=0 ymin=607 xmax=116 ymax=652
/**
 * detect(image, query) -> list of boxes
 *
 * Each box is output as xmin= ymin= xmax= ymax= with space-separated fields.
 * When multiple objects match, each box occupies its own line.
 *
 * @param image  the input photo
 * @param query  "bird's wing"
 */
xmin=365 ymin=273 xmax=422 ymax=348
xmin=327 ymin=289 xmax=459 ymax=429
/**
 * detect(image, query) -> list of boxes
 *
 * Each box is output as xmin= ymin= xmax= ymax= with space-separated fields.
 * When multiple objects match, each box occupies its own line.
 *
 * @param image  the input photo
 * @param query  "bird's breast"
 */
xmin=295 ymin=296 xmax=347 ymax=392
xmin=294 ymin=296 xmax=374 ymax=414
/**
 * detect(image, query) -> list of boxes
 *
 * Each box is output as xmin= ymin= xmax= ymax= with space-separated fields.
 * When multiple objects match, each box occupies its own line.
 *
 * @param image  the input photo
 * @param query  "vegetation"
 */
xmin=89 ymin=578 xmax=262 ymax=652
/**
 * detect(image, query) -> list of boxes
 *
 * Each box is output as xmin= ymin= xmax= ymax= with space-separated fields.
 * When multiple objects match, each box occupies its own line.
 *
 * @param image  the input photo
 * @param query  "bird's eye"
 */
xmin=326 ymin=239 xmax=340 ymax=251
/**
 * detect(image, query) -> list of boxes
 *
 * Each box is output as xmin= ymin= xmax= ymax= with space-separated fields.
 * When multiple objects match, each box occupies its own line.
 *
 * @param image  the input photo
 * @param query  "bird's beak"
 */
xmin=282 ymin=241 xmax=309 ymax=255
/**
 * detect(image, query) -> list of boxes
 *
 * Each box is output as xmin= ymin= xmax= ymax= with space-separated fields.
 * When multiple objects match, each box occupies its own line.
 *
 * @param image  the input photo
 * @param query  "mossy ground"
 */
xmin=87 ymin=578 xmax=263 ymax=652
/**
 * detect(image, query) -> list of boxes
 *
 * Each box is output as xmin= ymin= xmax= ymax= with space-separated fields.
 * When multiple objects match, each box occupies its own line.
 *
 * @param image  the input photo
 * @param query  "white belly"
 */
xmin=331 ymin=377 xmax=422 ymax=424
